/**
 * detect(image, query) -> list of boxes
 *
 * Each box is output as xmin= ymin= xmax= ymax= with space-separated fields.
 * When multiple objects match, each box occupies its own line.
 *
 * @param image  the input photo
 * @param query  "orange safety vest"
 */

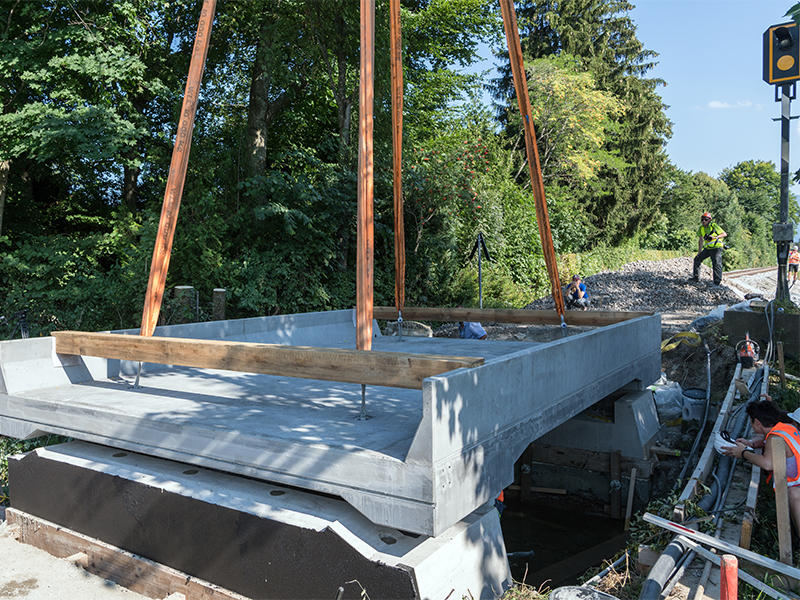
xmin=766 ymin=422 xmax=800 ymax=486
xmin=789 ymin=250 xmax=800 ymax=265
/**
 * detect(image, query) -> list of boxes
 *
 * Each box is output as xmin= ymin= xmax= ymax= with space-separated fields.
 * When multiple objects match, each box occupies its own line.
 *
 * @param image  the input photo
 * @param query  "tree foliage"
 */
xmin=492 ymin=0 xmax=671 ymax=246
xmin=652 ymin=164 xmax=782 ymax=269
xmin=0 ymin=0 xmax=783 ymax=335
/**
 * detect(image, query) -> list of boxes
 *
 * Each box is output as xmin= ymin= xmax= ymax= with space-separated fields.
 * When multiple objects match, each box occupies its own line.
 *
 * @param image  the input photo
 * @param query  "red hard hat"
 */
xmin=701 ymin=212 xmax=712 ymax=219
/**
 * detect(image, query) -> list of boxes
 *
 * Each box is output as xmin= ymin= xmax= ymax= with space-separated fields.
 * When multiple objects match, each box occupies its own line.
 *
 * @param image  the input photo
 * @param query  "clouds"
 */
xmin=708 ymin=100 xmax=755 ymax=109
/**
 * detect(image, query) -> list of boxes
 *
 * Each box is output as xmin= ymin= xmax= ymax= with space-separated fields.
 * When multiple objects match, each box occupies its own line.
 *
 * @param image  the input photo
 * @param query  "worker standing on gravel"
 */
xmin=788 ymin=245 xmax=799 ymax=283
xmin=690 ymin=212 xmax=727 ymax=286
xmin=725 ymin=400 xmax=800 ymax=538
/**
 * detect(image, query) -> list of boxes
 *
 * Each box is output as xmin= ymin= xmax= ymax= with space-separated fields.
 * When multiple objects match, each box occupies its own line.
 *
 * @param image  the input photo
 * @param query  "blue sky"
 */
xmin=628 ymin=0 xmax=794 ymax=181
xmin=472 ymin=0 xmax=799 ymax=188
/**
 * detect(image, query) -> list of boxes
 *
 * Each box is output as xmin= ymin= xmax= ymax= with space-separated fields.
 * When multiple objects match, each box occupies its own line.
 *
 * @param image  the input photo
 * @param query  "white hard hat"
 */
xmin=789 ymin=408 xmax=800 ymax=422
xmin=794 ymin=245 xmax=798 ymax=250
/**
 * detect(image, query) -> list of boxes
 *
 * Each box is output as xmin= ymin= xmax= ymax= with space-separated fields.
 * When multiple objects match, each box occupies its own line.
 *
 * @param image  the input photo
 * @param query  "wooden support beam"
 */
xmin=498 ymin=0 xmax=565 ymax=318
xmin=373 ymin=306 xmax=651 ymax=326
xmin=389 ymin=0 xmax=405 ymax=314
xmin=140 ymin=0 xmax=217 ymax=338
xmin=51 ymin=331 xmax=483 ymax=390
xmin=739 ymin=462 xmax=761 ymax=550
xmin=673 ymin=364 xmax=742 ymax=521
xmin=610 ymin=450 xmax=621 ymax=519
xmin=624 ymin=467 xmax=637 ymax=531
xmin=771 ymin=435 xmax=793 ymax=565
xmin=7 ymin=508 xmax=248 ymax=600
xmin=741 ymin=366 xmax=771 ymax=549
xmin=356 ymin=0 xmax=375 ymax=351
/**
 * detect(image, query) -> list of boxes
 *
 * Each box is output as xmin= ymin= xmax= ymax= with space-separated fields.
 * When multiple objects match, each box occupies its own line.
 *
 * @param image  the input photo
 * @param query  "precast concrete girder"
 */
xmin=0 ymin=309 xmax=661 ymax=536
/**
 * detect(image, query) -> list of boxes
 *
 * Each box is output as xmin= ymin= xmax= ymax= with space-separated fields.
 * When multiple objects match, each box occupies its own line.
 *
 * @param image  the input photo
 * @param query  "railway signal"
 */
xmin=763 ymin=21 xmax=799 ymax=302
xmin=764 ymin=21 xmax=800 ymax=85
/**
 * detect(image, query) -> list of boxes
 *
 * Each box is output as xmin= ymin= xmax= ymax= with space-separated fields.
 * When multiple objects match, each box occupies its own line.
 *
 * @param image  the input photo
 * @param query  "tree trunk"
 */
xmin=245 ymin=18 xmax=303 ymax=180
xmin=335 ymin=50 xmax=354 ymax=164
xmin=0 ymin=159 xmax=9 ymax=237
xmin=122 ymin=151 xmax=140 ymax=212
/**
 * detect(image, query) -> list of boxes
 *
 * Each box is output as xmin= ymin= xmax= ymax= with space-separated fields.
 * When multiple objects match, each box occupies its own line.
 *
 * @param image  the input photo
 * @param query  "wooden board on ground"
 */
xmin=6 ymin=508 xmax=247 ymax=600
xmin=741 ymin=365 xmax=771 ymax=549
xmin=673 ymin=365 xmax=742 ymax=521
xmin=740 ymin=462 xmax=762 ymax=550
xmin=52 ymin=331 xmax=483 ymax=390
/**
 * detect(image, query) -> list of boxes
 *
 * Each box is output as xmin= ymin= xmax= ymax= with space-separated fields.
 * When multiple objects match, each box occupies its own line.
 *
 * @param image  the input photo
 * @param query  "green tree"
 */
xmin=720 ymin=159 xmax=799 ymax=224
xmin=0 ymin=0 xmax=206 ymax=240
xmin=506 ymin=54 xmax=625 ymax=186
xmin=491 ymin=0 xmax=671 ymax=246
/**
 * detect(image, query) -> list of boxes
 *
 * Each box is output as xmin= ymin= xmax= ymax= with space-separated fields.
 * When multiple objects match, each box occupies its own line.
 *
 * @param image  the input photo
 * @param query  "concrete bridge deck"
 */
xmin=0 ymin=310 xmax=661 ymax=536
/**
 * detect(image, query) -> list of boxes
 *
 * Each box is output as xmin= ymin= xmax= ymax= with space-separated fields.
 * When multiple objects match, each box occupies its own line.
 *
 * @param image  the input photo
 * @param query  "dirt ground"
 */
xmin=0 ymin=507 xmax=148 ymax=599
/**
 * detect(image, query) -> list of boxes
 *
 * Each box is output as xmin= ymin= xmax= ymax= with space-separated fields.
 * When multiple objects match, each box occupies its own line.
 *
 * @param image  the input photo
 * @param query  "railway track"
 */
xmin=724 ymin=266 xmax=779 ymax=279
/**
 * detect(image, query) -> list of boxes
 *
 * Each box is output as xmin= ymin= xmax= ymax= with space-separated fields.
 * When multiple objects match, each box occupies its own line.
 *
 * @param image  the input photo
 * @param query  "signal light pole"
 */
xmin=764 ymin=21 xmax=800 ymax=302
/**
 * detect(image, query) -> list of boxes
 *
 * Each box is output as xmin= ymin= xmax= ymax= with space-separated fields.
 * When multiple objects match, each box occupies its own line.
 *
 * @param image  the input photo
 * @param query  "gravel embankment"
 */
xmin=525 ymin=257 xmax=745 ymax=313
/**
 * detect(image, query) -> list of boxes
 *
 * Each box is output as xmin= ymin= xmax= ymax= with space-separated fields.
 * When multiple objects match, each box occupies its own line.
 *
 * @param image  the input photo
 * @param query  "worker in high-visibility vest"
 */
xmin=725 ymin=399 xmax=800 ymax=537
xmin=788 ymin=245 xmax=799 ymax=283
xmin=690 ymin=212 xmax=727 ymax=286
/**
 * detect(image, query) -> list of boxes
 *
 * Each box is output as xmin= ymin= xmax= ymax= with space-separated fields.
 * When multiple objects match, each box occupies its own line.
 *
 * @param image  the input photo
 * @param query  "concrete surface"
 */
xmin=535 ymin=390 xmax=663 ymax=459
xmin=0 ymin=309 xmax=662 ymax=536
xmin=9 ymin=441 xmax=511 ymax=600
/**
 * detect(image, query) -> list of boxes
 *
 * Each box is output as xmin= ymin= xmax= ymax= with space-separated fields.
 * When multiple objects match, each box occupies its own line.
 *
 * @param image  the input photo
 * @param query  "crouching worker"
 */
xmin=566 ymin=275 xmax=590 ymax=310
xmin=724 ymin=400 xmax=800 ymax=537
xmin=457 ymin=305 xmax=488 ymax=340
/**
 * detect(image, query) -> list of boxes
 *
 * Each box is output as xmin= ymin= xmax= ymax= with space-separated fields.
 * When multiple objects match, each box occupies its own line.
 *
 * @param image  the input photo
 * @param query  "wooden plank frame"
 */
xmin=672 ymin=363 xmax=743 ymax=522
xmin=7 ymin=508 xmax=248 ymax=600
xmin=741 ymin=365 xmax=770 ymax=549
xmin=52 ymin=331 xmax=483 ymax=390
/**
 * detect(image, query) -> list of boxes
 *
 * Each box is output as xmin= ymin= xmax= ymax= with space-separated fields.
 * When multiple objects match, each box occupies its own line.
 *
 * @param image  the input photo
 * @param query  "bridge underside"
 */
xmin=0 ymin=309 xmax=661 ymax=537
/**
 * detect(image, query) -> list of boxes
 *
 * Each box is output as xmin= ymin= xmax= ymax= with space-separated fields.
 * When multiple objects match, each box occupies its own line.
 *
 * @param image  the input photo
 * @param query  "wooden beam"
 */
xmin=771 ymin=435 xmax=793 ymax=565
xmin=7 ymin=508 xmax=248 ymax=600
xmin=356 ymin=0 xmax=375 ymax=351
xmin=498 ymin=0 xmax=565 ymax=317
xmin=673 ymin=365 xmax=741 ymax=520
xmin=610 ymin=450 xmax=621 ymax=519
xmin=624 ymin=467 xmax=637 ymax=531
xmin=373 ymin=306 xmax=651 ymax=326
xmin=644 ymin=512 xmax=800 ymax=582
xmin=51 ymin=331 xmax=483 ymax=390
xmin=740 ymin=461 xmax=761 ymax=549
xmin=140 ymin=0 xmax=217 ymax=338
xmin=389 ymin=0 xmax=405 ymax=314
